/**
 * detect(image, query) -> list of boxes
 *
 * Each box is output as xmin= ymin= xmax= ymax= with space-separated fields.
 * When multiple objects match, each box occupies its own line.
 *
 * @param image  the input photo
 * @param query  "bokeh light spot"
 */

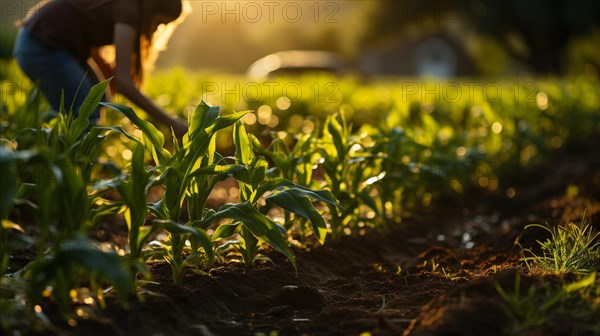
xmin=276 ymin=96 xmax=292 ymax=110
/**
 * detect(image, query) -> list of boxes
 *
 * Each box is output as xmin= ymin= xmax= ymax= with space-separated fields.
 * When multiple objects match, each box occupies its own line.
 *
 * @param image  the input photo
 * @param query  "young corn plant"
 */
xmin=14 ymin=80 xmax=134 ymax=182
xmin=3 ymin=83 xmax=46 ymax=133
xmin=95 ymin=144 xmax=220 ymax=282
xmin=2 ymin=81 xmax=133 ymax=317
xmin=314 ymin=113 xmax=381 ymax=238
xmin=102 ymin=101 xmax=246 ymax=283
xmin=207 ymin=120 xmax=340 ymax=269
xmin=23 ymin=236 xmax=133 ymax=316
xmin=249 ymin=131 xmax=320 ymax=235
xmin=10 ymin=80 xmax=130 ymax=253
xmin=10 ymin=80 xmax=135 ymax=240
xmin=91 ymin=143 xmax=157 ymax=273
xmin=250 ymin=131 xmax=317 ymax=187
xmin=519 ymin=215 xmax=600 ymax=276
xmin=368 ymin=127 xmax=448 ymax=222
xmin=369 ymin=128 xmax=419 ymax=222
xmin=0 ymin=144 xmax=27 ymax=276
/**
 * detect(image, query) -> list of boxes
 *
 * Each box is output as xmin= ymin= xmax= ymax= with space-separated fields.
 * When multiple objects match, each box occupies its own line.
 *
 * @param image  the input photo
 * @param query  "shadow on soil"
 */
xmin=52 ymin=137 xmax=600 ymax=335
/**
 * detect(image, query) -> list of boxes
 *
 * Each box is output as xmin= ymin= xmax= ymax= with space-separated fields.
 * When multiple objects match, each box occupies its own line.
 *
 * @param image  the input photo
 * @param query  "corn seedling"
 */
xmin=13 ymin=93 xmax=112 ymax=254
xmin=314 ymin=113 xmax=381 ymax=237
xmin=1 ymin=61 xmax=599 ymax=331
xmin=0 ymin=82 xmax=135 ymax=318
xmin=92 ymin=143 xmax=155 ymax=271
xmin=250 ymin=131 xmax=319 ymax=236
xmin=250 ymin=131 xmax=317 ymax=188
xmin=0 ymin=144 xmax=25 ymax=276
xmin=368 ymin=127 xmax=442 ymax=221
xmin=205 ymin=120 xmax=339 ymax=269
xmin=24 ymin=236 xmax=132 ymax=316
xmin=101 ymin=101 xmax=244 ymax=283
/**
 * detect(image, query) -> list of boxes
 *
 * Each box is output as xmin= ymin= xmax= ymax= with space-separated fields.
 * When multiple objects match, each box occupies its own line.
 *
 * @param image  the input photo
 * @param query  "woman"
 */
xmin=13 ymin=0 xmax=188 ymax=137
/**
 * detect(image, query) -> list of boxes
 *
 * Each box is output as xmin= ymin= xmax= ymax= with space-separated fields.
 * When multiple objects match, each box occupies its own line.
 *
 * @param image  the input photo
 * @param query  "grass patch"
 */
xmin=495 ymin=272 xmax=600 ymax=335
xmin=519 ymin=214 xmax=600 ymax=276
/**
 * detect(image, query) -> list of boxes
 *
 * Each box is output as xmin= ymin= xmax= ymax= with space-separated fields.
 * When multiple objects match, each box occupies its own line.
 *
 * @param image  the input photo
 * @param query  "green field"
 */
xmin=1 ymin=61 xmax=599 ymax=335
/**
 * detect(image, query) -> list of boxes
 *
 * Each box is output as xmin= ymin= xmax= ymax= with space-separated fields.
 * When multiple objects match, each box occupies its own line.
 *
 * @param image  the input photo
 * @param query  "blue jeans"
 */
xmin=13 ymin=28 xmax=103 ymax=120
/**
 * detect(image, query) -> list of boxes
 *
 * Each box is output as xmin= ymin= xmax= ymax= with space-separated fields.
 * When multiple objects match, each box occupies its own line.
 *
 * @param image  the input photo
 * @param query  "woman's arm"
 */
xmin=90 ymin=47 xmax=114 ymax=79
xmin=90 ymin=47 xmax=116 ymax=95
xmin=113 ymin=23 xmax=187 ymax=137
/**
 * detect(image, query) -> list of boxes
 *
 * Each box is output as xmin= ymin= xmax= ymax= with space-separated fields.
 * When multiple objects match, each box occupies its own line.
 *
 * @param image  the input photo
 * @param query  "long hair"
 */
xmin=133 ymin=0 xmax=189 ymax=87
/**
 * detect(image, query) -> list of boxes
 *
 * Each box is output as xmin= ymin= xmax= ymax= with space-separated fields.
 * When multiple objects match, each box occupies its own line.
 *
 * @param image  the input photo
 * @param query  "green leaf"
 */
xmin=0 ymin=146 xmax=18 ymax=218
xmin=249 ymin=134 xmax=267 ymax=152
xmin=252 ymin=178 xmax=340 ymax=209
xmin=234 ymin=120 xmax=254 ymax=164
xmin=152 ymin=220 xmax=215 ymax=266
xmin=249 ymin=156 xmax=268 ymax=186
xmin=131 ymin=143 xmax=149 ymax=191
xmin=90 ymin=202 xmax=123 ymax=225
xmin=148 ymin=199 xmax=168 ymax=219
xmin=189 ymin=209 xmax=217 ymax=230
xmin=67 ymin=79 xmax=110 ymax=145
xmin=74 ymin=127 xmax=104 ymax=157
xmin=189 ymin=101 xmax=220 ymax=139
xmin=212 ymin=223 xmax=240 ymax=241
xmin=100 ymin=102 xmax=170 ymax=164
xmin=210 ymin=202 xmax=295 ymax=269
xmin=57 ymin=239 xmax=132 ymax=301
xmin=180 ymin=103 xmax=246 ymax=188
xmin=187 ymin=163 xmax=250 ymax=183
xmin=234 ymin=120 xmax=260 ymax=202
xmin=213 ymin=111 xmax=249 ymax=132
xmin=160 ymin=168 xmax=182 ymax=219
xmin=91 ymin=176 xmax=126 ymax=193
xmin=326 ymin=115 xmax=346 ymax=158
xmin=266 ymin=189 xmax=328 ymax=244
xmin=565 ymin=272 xmax=596 ymax=293
xmin=95 ymin=125 xmax=141 ymax=143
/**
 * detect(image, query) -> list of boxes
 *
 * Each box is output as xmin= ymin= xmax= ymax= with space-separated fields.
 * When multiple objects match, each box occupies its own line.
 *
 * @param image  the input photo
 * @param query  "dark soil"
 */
xmin=20 ymin=136 xmax=600 ymax=335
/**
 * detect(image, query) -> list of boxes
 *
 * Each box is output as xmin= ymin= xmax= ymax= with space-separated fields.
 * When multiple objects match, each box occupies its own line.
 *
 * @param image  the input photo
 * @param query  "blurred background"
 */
xmin=1 ymin=0 xmax=599 ymax=78
xmin=0 ymin=0 xmax=599 ymax=225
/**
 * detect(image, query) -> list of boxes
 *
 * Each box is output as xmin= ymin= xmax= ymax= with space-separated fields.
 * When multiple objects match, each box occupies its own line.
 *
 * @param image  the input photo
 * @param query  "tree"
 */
xmin=362 ymin=0 xmax=600 ymax=74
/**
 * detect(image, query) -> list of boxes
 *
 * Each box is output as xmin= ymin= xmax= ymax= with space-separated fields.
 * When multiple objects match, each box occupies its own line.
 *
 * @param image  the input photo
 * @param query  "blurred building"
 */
xmin=357 ymin=34 xmax=474 ymax=78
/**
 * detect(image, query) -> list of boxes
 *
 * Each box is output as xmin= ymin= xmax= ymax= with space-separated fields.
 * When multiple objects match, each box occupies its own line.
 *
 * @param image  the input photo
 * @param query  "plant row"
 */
xmin=0 ymin=70 xmax=598 ymax=328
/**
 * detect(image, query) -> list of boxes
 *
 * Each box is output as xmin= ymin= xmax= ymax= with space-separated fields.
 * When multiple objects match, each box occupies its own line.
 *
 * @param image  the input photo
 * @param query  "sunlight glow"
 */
xmin=121 ymin=149 xmax=133 ymax=160
xmin=276 ymin=96 xmax=292 ymax=110
xmin=243 ymin=112 xmax=257 ymax=125
xmin=257 ymin=105 xmax=272 ymax=125
xmin=106 ymin=146 xmax=118 ymax=157
xmin=302 ymin=120 xmax=315 ymax=133
xmin=536 ymin=92 xmax=549 ymax=110
xmin=267 ymin=115 xmax=280 ymax=127
xmin=491 ymin=122 xmax=503 ymax=134
xmin=456 ymin=147 xmax=467 ymax=157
